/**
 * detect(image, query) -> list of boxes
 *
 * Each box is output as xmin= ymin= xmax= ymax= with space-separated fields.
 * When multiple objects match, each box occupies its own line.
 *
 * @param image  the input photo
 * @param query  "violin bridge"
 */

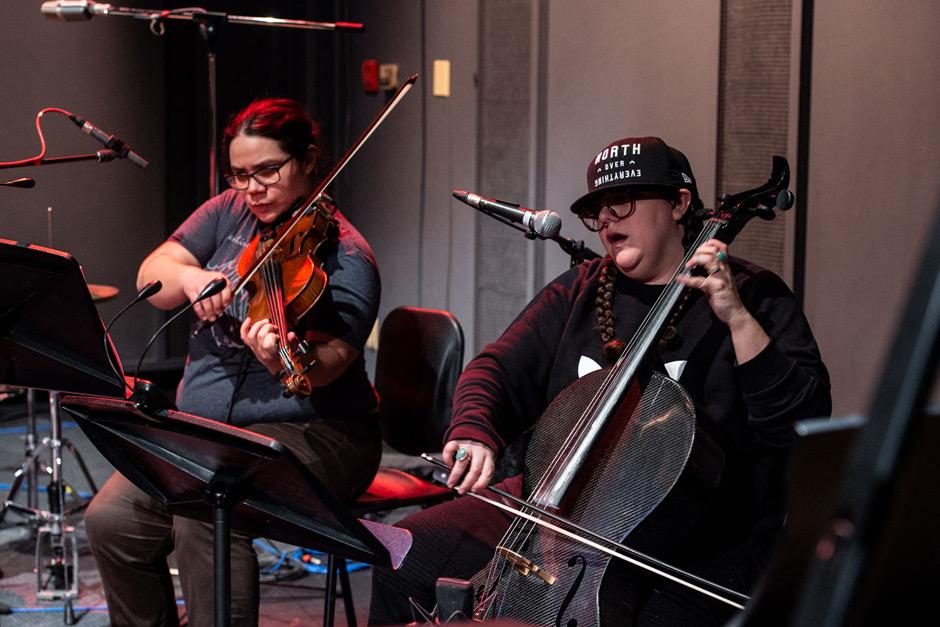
xmin=496 ymin=546 xmax=556 ymax=585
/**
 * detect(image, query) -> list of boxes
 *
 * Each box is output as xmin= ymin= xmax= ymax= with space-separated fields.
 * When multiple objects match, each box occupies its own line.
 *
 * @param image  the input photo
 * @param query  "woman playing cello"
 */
xmin=369 ymin=136 xmax=831 ymax=625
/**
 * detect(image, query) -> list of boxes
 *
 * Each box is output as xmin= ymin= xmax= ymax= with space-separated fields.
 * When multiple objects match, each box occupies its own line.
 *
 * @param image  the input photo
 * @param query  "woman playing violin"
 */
xmin=85 ymin=98 xmax=382 ymax=627
xmin=370 ymin=136 xmax=831 ymax=625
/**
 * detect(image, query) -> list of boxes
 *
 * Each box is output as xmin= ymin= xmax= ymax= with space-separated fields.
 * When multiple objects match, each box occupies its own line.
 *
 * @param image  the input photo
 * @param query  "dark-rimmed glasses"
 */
xmin=224 ymin=156 xmax=293 ymax=190
xmin=578 ymin=189 xmax=675 ymax=231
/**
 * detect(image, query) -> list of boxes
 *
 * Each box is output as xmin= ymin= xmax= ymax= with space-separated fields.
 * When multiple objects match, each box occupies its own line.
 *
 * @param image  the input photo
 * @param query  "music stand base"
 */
xmin=35 ymin=523 xmax=80 ymax=601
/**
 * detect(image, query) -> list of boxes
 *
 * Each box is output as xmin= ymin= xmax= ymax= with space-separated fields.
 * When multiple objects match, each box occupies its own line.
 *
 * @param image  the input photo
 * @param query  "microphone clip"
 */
xmin=130 ymin=379 xmax=177 ymax=415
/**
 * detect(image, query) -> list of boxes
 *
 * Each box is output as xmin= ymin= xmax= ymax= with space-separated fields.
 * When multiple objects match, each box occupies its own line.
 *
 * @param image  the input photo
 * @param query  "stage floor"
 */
xmin=0 ymin=392 xmax=423 ymax=626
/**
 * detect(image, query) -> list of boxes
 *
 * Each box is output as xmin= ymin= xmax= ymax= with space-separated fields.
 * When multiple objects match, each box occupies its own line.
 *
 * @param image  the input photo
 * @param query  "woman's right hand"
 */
xmin=442 ymin=439 xmax=496 ymax=495
xmin=180 ymin=266 xmax=232 ymax=322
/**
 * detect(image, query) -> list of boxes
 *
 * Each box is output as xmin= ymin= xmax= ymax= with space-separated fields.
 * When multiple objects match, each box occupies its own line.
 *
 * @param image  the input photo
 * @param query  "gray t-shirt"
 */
xmin=168 ymin=189 xmax=380 ymax=426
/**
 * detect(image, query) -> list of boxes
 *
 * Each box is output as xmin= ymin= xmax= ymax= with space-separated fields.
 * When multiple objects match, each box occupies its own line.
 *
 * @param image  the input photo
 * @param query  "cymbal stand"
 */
xmin=0 ymin=390 xmax=46 ymax=520
xmin=26 ymin=389 xmax=42 ymax=511
xmin=2 ymin=392 xmax=94 ymax=624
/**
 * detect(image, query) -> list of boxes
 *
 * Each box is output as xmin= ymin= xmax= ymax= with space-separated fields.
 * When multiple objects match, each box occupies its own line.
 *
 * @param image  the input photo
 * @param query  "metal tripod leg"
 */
xmin=26 ymin=388 xmax=40 ymax=509
xmin=0 ymin=389 xmax=50 ymax=523
xmin=1 ymin=391 xmax=90 ymax=625
xmin=1 ymin=391 xmax=99 ymax=522
xmin=37 ymin=392 xmax=81 ymax=625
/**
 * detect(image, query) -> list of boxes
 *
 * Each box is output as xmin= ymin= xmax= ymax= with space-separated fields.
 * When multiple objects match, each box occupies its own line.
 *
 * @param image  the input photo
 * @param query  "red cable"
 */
xmin=0 ymin=107 xmax=74 ymax=167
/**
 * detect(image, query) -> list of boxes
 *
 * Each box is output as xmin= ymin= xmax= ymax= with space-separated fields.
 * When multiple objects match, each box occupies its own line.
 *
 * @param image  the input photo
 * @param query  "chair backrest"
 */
xmin=374 ymin=306 xmax=464 ymax=456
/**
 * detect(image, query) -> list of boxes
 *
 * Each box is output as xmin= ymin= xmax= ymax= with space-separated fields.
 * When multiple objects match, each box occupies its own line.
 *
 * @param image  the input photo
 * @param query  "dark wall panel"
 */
xmin=475 ymin=0 xmax=536 ymax=353
xmin=717 ymin=0 xmax=792 ymax=277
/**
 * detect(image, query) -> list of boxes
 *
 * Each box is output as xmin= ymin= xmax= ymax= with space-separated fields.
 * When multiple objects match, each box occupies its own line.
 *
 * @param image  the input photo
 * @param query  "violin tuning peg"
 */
xmin=775 ymin=189 xmax=795 ymax=211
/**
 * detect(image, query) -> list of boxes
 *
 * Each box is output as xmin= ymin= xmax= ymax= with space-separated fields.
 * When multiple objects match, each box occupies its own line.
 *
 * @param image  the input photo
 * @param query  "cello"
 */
xmin=460 ymin=157 xmax=795 ymax=625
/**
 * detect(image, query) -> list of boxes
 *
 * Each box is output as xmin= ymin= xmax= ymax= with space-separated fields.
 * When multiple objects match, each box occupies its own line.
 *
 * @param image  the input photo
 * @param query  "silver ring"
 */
xmin=454 ymin=447 xmax=470 ymax=462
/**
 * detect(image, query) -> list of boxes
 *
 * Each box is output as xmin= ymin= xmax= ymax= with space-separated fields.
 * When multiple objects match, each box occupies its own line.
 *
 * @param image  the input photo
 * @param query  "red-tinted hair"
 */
xmin=220 ymin=98 xmax=322 ymax=176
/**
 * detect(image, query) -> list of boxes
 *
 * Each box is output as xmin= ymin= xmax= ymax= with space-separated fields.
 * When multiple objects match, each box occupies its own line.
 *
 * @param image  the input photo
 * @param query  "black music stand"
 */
xmin=59 ymin=394 xmax=412 ymax=627
xmin=0 ymin=239 xmax=125 ymax=396
xmin=733 ymin=412 xmax=940 ymax=627
xmin=730 ymin=416 xmax=863 ymax=626
xmin=0 ymin=239 xmax=125 ymax=623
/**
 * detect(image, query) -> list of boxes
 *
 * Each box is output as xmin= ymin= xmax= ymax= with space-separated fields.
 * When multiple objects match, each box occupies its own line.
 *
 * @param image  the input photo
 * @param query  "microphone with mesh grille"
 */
xmin=453 ymin=189 xmax=562 ymax=240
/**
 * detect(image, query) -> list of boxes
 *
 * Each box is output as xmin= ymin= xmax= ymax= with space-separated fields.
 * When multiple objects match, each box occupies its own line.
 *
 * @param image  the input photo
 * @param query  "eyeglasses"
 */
xmin=224 ymin=156 xmax=293 ymax=190
xmin=578 ymin=190 xmax=674 ymax=232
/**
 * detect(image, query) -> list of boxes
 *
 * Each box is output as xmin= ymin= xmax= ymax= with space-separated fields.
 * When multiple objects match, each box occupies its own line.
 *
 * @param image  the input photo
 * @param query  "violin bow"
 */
xmin=234 ymin=74 xmax=419 ymax=291
xmin=192 ymin=74 xmax=418 ymax=335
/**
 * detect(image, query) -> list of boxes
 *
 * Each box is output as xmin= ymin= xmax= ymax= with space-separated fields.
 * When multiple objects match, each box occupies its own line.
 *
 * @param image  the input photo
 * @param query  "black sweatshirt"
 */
xmin=445 ymin=256 xmax=831 ymax=565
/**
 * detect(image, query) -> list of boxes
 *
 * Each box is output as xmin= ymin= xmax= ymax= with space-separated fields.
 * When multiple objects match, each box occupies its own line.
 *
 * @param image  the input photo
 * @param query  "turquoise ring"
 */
xmin=455 ymin=447 xmax=470 ymax=462
xmin=716 ymin=250 xmax=729 ymax=264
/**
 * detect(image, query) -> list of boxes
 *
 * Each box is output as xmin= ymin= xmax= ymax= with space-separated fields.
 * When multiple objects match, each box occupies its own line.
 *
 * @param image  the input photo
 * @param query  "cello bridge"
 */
xmin=496 ymin=546 xmax=556 ymax=585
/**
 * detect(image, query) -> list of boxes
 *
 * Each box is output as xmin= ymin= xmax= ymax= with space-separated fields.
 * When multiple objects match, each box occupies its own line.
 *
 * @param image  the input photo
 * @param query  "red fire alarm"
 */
xmin=362 ymin=59 xmax=379 ymax=94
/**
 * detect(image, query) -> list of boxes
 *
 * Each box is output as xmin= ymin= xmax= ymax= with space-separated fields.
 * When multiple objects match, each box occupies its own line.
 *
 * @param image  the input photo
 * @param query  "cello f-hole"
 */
xmin=555 ymin=554 xmax=587 ymax=627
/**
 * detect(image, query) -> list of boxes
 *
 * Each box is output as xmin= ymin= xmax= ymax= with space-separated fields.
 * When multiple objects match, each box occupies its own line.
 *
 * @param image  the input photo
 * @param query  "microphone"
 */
xmin=131 ymin=277 xmax=227 ymax=413
xmin=0 ymin=177 xmax=36 ymax=188
xmin=41 ymin=1 xmax=110 ymax=21
xmin=453 ymin=189 xmax=562 ymax=239
xmin=67 ymin=112 xmax=149 ymax=169
xmin=102 ymin=280 xmax=163 ymax=396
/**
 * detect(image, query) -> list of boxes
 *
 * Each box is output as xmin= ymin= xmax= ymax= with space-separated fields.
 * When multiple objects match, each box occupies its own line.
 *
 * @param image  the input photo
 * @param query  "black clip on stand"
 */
xmin=551 ymin=233 xmax=601 ymax=267
xmin=59 ymin=394 xmax=412 ymax=627
xmin=514 ymin=223 xmax=601 ymax=268
xmin=0 ymin=240 xmax=127 ymax=624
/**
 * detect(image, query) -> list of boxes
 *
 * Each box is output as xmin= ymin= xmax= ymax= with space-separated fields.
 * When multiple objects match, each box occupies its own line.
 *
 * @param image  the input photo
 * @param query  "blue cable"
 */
xmin=0 ymin=420 xmax=78 ymax=435
xmin=9 ymin=599 xmax=185 ymax=613
xmin=250 ymin=539 xmax=369 ymax=575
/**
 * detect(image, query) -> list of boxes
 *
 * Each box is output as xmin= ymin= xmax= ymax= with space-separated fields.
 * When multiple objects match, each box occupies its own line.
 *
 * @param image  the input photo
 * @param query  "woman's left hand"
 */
xmin=677 ymin=239 xmax=750 ymax=329
xmin=240 ymin=317 xmax=299 ymax=374
xmin=678 ymin=239 xmax=770 ymax=363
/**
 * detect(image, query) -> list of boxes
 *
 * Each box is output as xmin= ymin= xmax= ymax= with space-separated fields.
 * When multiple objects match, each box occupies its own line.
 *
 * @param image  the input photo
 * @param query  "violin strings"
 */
xmin=260 ymin=259 xmax=293 ymax=374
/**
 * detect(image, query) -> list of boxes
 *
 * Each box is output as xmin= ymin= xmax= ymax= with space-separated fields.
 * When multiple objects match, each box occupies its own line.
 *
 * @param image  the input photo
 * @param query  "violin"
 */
xmin=194 ymin=74 xmax=418 ymax=398
xmin=236 ymin=196 xmax=338 ymax=398
xmin=466 ymin=157 xmax=795 ymax=625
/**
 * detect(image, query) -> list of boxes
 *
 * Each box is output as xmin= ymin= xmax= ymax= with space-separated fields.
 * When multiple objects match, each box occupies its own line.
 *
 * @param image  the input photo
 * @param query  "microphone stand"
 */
xmin=64 ymin=4 xmax=365 ymax=198
xmin=550 ymin=233 xmax=601 ymax=267
xmin=0 ymin=149 xmax=120 ymax=169
xmin=475 ymin=207 xmax=601 ymax=268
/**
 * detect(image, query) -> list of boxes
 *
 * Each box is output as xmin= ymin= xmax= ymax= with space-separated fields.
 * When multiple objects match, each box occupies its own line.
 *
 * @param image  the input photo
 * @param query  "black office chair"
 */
xmin=323 ymin=306 xmax=465 ymax=626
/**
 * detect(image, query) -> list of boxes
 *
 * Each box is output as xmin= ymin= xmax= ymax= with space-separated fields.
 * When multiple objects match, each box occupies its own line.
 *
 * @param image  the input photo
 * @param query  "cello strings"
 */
xmin=507 ymin=222 xmax=720 ymax=542
xmin=479 ymin=220 xmax=725 ymax=615
xmin=508 ymin=223 xmax=713 ymax=503
xmin=472 ymin=490 xmax=747 ymax=610
xmin=528 ymin=218 xmax=721 ymax=504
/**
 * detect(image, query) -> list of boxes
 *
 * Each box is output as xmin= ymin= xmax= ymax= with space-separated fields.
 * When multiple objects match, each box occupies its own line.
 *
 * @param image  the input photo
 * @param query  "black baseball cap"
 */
xmin=570 ymin=136 xmax=703 ymax=215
